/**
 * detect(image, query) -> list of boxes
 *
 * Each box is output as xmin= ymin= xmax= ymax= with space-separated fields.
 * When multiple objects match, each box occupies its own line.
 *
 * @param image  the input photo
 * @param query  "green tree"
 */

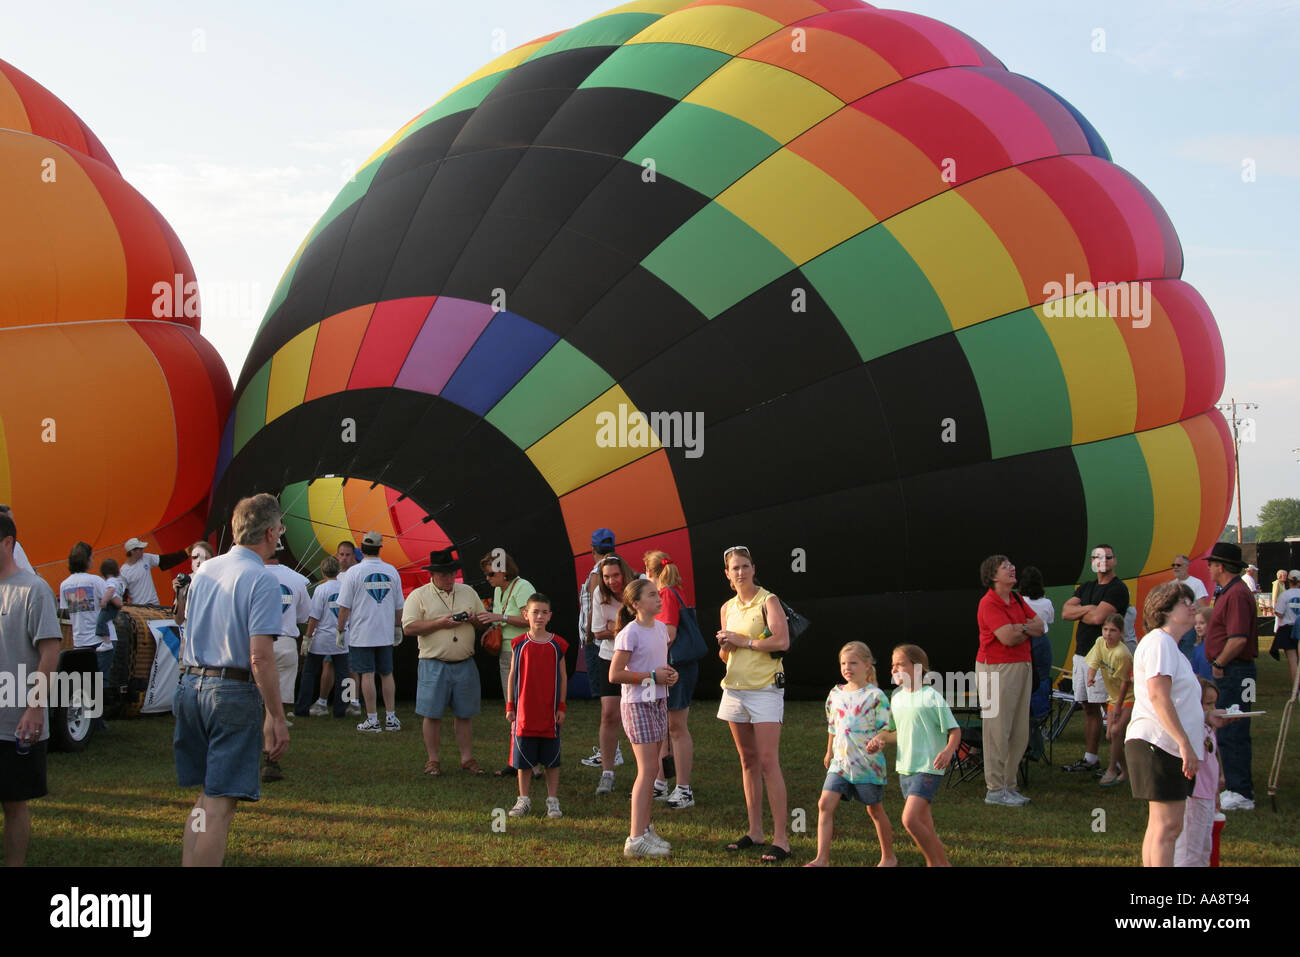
xmin=1257 ymin=498 xmax=1300 ymax=542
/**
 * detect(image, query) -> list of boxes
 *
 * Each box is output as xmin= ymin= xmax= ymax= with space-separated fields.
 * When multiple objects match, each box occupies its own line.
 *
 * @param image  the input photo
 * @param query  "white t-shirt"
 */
xmin=120 ymin=552 xmax=161 ymax=605
xmin=59 ymin=572 xmax=115 ymax=647
xmin=12 ymin=540 xmax=33 ymax=573
xmin=103 ymin=575 xmax=127 ymax=606
xmin=265 ymin=563 xmax=310 ymax=638
xmin=337 ymin=557 xmax=403 ymax=648
xmin=309 ymin=578 xmax=345 ymax=654
xmin=590 ymin=592 xmax=621 ymax=660
xmin=1177 ymin=574 xmax=1209 ymax=603
xmin=1024 ymin=596 xmax=1054 ymax=629
xmin=1126 ymin=627 xmax=1205 ymax=761
xmin=1276 ymin=587 xmax=1300 ymax=628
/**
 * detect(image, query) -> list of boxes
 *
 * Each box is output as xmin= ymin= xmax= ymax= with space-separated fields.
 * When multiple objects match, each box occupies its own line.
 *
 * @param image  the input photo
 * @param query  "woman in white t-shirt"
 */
xmin=1124 ymin=581 xmax=1203 ymax=867
xmin=588 ymin=555 xmax=638 ymax=793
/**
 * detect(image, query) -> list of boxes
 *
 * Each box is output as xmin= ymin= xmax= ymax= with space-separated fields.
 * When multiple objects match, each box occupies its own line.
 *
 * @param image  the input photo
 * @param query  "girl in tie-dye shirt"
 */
xmin=806 ymin=642 xmax=895 ymax=867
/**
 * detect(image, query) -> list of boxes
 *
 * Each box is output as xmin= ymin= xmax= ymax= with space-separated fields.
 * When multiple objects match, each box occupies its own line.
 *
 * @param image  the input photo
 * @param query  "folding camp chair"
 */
xmin=945 ymin=709 xmax=985 ymax=788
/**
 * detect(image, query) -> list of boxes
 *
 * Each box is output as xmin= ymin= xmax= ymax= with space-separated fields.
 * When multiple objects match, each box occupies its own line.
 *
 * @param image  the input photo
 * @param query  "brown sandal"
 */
xmin=424 ymin=759 xmax=440 ymax=776
xmin=460 ymin=758 xmax=486 ymax=775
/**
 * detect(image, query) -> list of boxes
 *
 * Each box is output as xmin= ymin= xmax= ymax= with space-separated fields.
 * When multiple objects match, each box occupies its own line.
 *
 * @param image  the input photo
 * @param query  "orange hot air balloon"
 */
xmin=0 ymin=59 xmax=232 ymax=599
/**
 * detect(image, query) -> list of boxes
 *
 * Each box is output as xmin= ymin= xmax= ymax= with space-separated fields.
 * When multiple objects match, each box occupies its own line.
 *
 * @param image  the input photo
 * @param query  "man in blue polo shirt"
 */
xmin=173 ymin=493 xmax=287 ymax=866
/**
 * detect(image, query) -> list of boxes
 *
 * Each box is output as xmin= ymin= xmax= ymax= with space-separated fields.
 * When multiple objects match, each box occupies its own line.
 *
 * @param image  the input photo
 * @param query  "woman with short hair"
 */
xmin=975 ymin=554 xmax=1045 ymax=807
xmin=1125 ymin=581 xmax=1202 ymax=867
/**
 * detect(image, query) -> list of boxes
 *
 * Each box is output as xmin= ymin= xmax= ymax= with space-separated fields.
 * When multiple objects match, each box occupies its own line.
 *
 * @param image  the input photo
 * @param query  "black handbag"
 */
xmin=762 ymin=594 xmax=809 ymax=660
xmin=666 ymin=587 xmax=708 ymax=665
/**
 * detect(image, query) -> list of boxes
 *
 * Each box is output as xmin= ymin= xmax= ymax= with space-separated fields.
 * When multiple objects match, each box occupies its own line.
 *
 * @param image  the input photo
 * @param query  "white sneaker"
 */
xmin=1220 ymin=790 xmax=1255 ymax=811
xmin=356 ymin=717 xmax=382 ymax=734
xmin=509 ymin=796 xmax=531 ymax=817
xmin=623 ymin=831 xmax=670 ymax=858
xmin=580 ymin=747 xmax=604 ymax=767
xmin=653 ymin=779 xmax=670 ymax=800
xmin=1006 ymin=787 xmax=1031 ymax=805
xmin=985 ymin=789 xmax=1019 ymax=806
xmin=644 ymin=824 xmax=671 ymax=851
xmin=665 ymin=785 xmax=695 ymax=809
xmin=385 ymin=714 xmax=401 ymax=732
xmin=545 ymin=797 xmax=562 ymax=819
xmin=308 ymin=702 xmax=328 ymax=717
xmin=596 ymin=770 xmax=615 ymax=794
xmin=347 ymin=703 xmax=363 ymax=716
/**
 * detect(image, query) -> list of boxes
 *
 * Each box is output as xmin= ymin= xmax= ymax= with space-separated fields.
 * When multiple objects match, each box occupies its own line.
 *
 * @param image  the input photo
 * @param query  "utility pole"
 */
xmin=1216 ymin=398 xmax=1258 ymax=544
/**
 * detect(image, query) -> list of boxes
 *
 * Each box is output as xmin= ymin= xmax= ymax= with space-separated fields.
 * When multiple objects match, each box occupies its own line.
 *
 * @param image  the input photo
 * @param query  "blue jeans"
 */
xmin=295 ymin=652 xmax=349 ymax=716
xmin=173 ymin=673 xmax=264 ymax=801
xmin=1216 ymin=660 xmax=1256 ymax=800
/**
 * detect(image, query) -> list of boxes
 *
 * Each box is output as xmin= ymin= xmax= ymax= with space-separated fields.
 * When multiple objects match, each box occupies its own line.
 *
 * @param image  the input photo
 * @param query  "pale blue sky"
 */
xmin=4 ymin=0 xmax=1297 ymax=521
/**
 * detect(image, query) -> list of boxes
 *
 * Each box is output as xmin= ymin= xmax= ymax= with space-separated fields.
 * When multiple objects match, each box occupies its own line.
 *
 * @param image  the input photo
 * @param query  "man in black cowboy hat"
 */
xmin=1204 ymin=541 xmax=1258 ymax=811
xmin=401 ymin=548 xmax=488 ymax=775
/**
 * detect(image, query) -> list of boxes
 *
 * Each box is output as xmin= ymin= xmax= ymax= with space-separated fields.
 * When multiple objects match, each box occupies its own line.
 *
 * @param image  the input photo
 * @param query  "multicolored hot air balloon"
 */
xmin=0 ymin=59 xmax=232 ymax=598
xmin=213 ymin=0 xmax=1232 ymax=687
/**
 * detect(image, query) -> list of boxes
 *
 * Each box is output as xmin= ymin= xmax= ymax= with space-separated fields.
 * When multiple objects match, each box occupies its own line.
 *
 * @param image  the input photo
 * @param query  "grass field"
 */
xmin=26 ymin=656 xmax=1300 ymax=867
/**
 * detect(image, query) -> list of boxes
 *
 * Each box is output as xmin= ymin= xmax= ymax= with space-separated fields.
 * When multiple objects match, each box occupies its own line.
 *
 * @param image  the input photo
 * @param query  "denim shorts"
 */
xmin=415 ymin=658 xmax=480 ymax=719
xmin=173 ymin=673 xmax=264 ymax=801
xmin=899 ymin=772 xmax=943 ymax=803
xmin=349 ymin=644 xmax=393 ymax=676
xmin=822 ymin=772 xmax=883 ymax=806
xmin=667 ymin=659 xmax=698 ymax=711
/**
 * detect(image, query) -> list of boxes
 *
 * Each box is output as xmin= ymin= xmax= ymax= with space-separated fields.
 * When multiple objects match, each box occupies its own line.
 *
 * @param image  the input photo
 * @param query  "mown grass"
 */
xmin=27 ymin=657 xmax=1300 ymax=866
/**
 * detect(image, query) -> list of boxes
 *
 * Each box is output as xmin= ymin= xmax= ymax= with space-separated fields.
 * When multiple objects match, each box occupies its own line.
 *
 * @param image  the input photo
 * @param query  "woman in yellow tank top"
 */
xmin=715 ymin=546 xmax=790 ymax=863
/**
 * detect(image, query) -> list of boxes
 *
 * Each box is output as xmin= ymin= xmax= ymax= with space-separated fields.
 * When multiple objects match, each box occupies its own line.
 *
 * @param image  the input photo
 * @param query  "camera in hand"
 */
xmin=451 ymin=611 xmax=470 ymax=622
xmin=174 ymin=573 xmax=191 ymax=588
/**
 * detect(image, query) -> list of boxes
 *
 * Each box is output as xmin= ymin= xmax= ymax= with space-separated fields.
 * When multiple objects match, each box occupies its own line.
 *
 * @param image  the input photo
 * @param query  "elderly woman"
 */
xmin=479 ymin=550 xmax=535 ymax=776
xmin=716 ymin=546 xmax=790 ymax=863
xmin=1125 ymin=581 xmax=1203 ymax=867
xmin=975 ymin=555 xmax=1045 ymax=807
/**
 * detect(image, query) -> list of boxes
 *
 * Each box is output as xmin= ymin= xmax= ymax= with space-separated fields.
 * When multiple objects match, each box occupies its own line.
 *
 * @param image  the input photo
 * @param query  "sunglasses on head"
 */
xmin=723 ymin=545 xmax=750 ymax=560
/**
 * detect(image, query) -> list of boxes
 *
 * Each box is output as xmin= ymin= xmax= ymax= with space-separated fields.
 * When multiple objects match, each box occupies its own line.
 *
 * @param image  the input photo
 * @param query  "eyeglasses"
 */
xmin=1171 ymin=562 xmax=1187 ymax=568
xmin=190 ymin=553 xmax=207 ymax=561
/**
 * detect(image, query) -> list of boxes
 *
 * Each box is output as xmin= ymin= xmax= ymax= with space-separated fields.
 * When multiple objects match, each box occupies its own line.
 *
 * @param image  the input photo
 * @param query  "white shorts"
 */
xmin=274 ymin=636 xmax=298 ymax=706
xmin=717 ymin=686 xmax=784 ymax=724
xmin=1072 ymin=655 xmax=1109 ymax=705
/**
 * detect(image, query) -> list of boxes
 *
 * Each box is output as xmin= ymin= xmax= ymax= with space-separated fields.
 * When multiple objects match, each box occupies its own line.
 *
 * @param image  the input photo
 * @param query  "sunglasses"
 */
xmin=723 ymin=545 xmax=750 ymax=560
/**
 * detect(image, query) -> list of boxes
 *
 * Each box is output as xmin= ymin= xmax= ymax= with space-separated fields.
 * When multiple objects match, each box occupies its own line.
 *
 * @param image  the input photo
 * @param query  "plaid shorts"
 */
xmin=620 ymin=697 xmax=668 ymax=744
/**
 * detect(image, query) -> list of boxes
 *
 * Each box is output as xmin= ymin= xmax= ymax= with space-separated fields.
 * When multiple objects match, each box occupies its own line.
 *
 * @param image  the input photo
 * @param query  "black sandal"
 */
xmin=761 ymin=845 xmax=790 ymax=864
xmin=726 ymin=835 xmax=759 ymax=852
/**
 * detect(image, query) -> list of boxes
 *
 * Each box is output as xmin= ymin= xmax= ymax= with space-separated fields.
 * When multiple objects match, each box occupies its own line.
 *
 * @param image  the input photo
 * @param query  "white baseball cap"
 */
xmin=124 ymin=537 xmax=149 ymax=551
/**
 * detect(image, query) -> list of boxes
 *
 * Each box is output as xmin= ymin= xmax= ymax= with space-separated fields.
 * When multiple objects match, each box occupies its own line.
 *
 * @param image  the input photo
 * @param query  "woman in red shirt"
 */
xmin=975 ymin=554 xmax=1045 ymax=807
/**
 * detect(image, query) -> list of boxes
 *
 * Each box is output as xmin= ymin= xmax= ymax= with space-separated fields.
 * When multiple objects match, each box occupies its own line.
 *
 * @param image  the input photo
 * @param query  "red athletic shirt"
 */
xmin=509 ymin=633 xmax=568 ymax=737
xmin=656 ymin=587 xmax=681 ymax=628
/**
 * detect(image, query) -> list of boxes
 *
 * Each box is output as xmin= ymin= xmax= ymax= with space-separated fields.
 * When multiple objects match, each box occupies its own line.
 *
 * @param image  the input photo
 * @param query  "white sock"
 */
xmin=368 ymin=712 xmax=378 ymax=722
xmin=654 ymin=778 xmax=667 ymax=789
xmin=1085 ymin=752 xmax=1099 ymax=764
xmin=315 ymin=697 xmax=327 ymax=707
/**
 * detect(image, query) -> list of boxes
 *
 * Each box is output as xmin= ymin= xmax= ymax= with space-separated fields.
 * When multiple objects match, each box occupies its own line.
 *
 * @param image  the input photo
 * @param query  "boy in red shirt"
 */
xmin=505 ymin=594 xmax=568 ymax=818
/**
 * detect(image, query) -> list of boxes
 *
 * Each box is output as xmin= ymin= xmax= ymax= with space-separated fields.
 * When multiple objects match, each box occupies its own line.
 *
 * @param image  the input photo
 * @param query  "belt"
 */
xmin=184 ymin=665 xmax=252 ymax=682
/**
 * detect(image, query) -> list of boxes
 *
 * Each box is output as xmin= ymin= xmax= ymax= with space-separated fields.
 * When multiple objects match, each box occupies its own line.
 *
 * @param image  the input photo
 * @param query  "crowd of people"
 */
xmin=0 ymin=495 xmax=1286 ymax=867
